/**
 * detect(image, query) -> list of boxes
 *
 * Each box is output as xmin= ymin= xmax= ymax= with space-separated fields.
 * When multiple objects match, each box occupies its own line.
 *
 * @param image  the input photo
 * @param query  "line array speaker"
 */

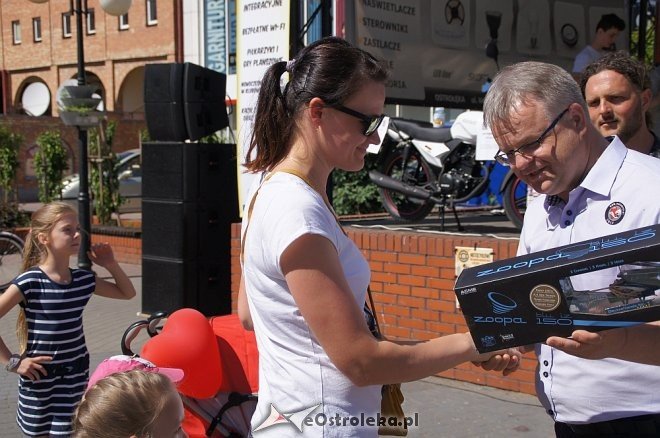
xmin=141 ymin=141 xmax=238 ymax=316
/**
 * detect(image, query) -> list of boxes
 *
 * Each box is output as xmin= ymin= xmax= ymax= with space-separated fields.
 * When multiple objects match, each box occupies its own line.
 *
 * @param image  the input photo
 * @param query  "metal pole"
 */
xmin=638 ymin=0 xmax=648 ymax=62
xmin=74 ymin=0 xmax=91 ymax=269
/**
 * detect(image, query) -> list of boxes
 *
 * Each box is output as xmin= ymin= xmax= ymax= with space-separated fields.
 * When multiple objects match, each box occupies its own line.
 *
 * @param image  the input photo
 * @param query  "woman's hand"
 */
xmin=88 ymin=243 xmax=117 ymax=268
xmin=15 ymin=356 xmax=52 ymax=381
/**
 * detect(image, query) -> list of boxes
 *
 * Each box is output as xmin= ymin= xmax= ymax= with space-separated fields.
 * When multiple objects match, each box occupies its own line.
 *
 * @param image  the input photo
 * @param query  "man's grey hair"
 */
xmin=483 ymin=61 xmax=587 ymax=133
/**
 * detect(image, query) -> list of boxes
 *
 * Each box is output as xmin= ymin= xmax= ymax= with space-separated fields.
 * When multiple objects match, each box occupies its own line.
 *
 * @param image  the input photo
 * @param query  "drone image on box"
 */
xmin=563 ymin=262 xmax=660 ymax=316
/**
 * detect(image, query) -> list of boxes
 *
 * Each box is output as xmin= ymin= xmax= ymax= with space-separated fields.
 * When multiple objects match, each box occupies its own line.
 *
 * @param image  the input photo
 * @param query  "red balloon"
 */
xmin=141 ymin=308 xmax=222 ymax=398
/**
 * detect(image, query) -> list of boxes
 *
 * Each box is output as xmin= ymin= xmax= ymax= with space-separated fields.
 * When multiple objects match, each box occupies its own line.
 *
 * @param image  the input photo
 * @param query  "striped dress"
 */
xmin=11 ymin=267 xmax=95 ymax=437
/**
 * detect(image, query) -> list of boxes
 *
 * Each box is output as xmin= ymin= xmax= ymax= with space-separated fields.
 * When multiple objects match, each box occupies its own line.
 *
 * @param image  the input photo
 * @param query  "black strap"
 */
xmin=560 ymin=414 xmax=660 ymax=435
xmin=366 ymin=287 xmax=382 ymax=337
xmin=205 ymin=392 xmax=258 ymax=436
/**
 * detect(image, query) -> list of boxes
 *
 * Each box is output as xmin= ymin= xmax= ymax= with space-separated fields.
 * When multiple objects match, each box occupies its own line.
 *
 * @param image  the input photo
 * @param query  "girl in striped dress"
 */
xmin=0 ymin=202 xmax=136 ymax=436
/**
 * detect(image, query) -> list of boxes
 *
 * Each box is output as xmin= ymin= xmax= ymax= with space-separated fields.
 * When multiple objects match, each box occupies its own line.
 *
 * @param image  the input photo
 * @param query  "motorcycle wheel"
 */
xmin=379 ymin=148 xmax=435 ymax=222
xmin=503 ymin=175 xmax=527 ymax=230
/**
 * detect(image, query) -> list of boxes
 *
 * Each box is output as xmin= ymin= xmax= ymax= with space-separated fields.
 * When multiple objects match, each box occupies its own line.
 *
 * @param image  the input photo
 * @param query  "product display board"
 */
xmin=346 ymin=0 xmax=627 ymax=108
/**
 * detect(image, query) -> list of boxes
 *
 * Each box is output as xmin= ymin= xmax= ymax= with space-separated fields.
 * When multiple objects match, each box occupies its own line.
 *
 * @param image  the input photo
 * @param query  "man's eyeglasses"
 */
xmin=333 ymin=105 xmax=386 ymax=137
xmin=494 ymin=107 xmax=570 ymax=167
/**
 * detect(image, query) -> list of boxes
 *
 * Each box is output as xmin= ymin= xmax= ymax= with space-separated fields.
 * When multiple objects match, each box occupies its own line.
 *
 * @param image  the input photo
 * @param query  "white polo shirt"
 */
xmin=518 ymin=136 xmax=660 ymax=424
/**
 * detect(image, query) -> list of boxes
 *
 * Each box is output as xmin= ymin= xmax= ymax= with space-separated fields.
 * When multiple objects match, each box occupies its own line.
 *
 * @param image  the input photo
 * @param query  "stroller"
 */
xmin=121 ymin=309 xmax=259 ymax=437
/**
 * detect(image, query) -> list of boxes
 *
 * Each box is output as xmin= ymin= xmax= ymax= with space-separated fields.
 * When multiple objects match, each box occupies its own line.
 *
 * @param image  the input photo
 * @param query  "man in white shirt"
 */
xmin=483 ymin=61 xmax=660 ymax=437
xmin=572 ymin=14 xmax=625 ymax=79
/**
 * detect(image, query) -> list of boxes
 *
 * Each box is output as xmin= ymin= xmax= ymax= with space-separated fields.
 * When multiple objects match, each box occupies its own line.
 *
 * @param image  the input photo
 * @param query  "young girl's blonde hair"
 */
xmin=72 ymin=370 xmax=175 ymax=438
xmin=17 ymin=202 xmax=77 ymax=353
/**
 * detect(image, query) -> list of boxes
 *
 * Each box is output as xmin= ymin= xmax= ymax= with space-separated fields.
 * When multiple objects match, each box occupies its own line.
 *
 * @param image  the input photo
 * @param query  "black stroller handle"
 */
xmin=121 ymin=312 xmax=170 ymax=356
xmin=147 ymin=311 xmax=169 ymax=337
xmin=121 ymin=320 xmax=149 ymax=356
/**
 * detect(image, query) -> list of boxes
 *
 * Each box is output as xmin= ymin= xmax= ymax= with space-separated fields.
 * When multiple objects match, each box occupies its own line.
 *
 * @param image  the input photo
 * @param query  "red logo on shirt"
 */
xmin=605 ymin=202 xmax=625 ymax=225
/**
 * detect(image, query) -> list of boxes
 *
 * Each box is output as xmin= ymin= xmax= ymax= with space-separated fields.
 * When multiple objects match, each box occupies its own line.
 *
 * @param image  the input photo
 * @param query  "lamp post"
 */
xmin=29 ymin=0 xmax=131 ymax=269
xmin=73 ymin=0 xmax=92 ymax=270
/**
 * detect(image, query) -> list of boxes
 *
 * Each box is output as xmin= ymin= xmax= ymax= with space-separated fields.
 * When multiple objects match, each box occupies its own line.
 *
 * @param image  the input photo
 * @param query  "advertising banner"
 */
xmin=347 ymin=0 xmax=627 ymax=109
xmin=205 ymin=0 xmax=228 ymax=74
xmin=236 ymin=0 xmax=290 ymax=208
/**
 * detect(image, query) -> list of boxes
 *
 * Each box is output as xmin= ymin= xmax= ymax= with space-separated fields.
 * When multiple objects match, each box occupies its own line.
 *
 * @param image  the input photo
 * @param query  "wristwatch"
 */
xmin=6 ymin=354 xmax=22 ymax=372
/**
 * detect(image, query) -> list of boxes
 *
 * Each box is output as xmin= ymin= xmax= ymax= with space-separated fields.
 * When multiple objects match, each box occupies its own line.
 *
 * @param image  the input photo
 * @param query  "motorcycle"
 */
xmin=367 ymin=111 xmax=526 ymax=229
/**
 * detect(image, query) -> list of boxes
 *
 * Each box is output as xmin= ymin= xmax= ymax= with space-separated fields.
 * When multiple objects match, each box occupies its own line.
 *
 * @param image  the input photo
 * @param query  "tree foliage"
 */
xmin=0 ymin=124 xmax=22 ymax=206
xmin=88 ymin=121 xmax=120 ymax=225
xmin=34 ymin=130 xmax=68 ymax=203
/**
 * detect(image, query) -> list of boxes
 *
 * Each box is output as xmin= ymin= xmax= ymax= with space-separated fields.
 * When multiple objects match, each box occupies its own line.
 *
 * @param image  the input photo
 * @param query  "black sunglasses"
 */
xmin=494 ymin=107 xmax=570 ymax=166
xmin=332 ymin=105 xmax=386 ymax=137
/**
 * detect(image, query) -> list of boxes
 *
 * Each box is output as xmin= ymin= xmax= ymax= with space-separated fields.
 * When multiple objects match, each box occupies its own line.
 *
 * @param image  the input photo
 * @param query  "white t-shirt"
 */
xmin=241 ymin=172 xmax=380 ymax=437
xmin=572 ymin=45 xmax=603 ymax=73
xmin=518 ymin=137 xmax=660 ymax=424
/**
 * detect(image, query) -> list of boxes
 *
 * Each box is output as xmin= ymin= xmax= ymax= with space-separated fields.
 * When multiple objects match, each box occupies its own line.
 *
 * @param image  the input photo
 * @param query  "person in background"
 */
xmin=580 ymin=50 xmax=660 ymax=157
xmin=572 ymin=13 xmax=625 ymax=78
xmin=72 ymin=355 xmax=186 ymax=438
xmin=239 ymin=36 xmax=520 ymax=437
xmin=0 ymin=202 xmax=137 ymax=437
xmin=482 ymin=61 xmax=660 ymax=437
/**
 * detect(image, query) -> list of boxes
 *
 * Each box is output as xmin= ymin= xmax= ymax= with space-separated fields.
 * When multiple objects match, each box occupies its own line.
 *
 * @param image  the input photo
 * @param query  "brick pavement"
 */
xmin=0 ymin=261 xmax=554 ymax=437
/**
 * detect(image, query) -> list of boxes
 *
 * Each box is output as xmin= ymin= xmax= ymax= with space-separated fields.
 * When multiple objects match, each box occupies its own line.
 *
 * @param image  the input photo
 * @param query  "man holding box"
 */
xmin=482 ymin=61 xmax=660 ymax=437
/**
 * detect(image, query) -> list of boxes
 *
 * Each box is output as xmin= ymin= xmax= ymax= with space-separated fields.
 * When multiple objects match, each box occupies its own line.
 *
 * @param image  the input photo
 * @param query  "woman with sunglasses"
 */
xmin=239 ymin=36 xmax=520 ymax=437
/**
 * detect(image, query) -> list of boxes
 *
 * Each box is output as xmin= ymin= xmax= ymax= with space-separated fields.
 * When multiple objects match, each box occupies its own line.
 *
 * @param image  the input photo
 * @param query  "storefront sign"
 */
xmin=348 ymin=0 xmax=627 ymax=108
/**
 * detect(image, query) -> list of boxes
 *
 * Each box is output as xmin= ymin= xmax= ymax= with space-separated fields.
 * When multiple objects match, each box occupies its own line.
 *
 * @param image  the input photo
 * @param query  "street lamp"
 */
xmin=29 ymin=0 xmax=131 ymax=269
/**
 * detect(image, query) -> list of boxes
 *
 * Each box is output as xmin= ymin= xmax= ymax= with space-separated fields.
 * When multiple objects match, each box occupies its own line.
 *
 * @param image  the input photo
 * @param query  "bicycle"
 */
xmin=0 ymin=231 xmax=24 ymax=291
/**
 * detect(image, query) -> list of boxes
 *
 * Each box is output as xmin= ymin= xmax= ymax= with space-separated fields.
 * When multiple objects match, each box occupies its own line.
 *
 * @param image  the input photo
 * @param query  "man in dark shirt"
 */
xmin=580 ymin=51 xmax=660 ymax=158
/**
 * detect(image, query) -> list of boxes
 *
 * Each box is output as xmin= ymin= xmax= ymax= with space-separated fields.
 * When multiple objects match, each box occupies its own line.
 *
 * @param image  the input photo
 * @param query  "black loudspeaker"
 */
xmin=142 ymin=259 xmax=232 ymax=316
xmin=141 ymin=142 xmax=239 ymax=316
xmin=144 ymin=64 xmax=187 ymax=141
xmin=144 ymin=63 xmax=229 ymax=142
xmin=183 ymin=63 xmax=230 ymax=141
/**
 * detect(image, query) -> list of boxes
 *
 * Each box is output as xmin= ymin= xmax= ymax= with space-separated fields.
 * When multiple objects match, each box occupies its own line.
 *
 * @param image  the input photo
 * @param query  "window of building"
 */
xmin=33 ymin=17 xmax=42 ymax=42
xmin=119 ymin=13 xmax=129 ymax=30
xmin=146 ymin=0 xmax=158 ymax=26
xmin=62 ymin=12 xmax=72 ymax=38
xmin=12 ymin=21 xmax=21 ymax=45
xmin=87 ymin=8 xmax=96 ymax=34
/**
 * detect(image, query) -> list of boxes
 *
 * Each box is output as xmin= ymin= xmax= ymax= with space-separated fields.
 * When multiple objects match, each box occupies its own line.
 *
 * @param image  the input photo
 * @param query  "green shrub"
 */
xmin=332 ymin=153 xmax=384 ymax=216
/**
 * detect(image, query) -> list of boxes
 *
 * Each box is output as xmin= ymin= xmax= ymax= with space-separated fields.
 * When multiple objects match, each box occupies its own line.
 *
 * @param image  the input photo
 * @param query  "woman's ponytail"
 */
xmin=245 ymin=61 xmax=293 ymax=172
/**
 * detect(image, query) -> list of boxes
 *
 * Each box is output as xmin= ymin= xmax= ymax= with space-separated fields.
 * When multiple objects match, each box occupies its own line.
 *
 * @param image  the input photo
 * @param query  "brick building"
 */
xmin=0 ymin=0 xmax=182 ymax=201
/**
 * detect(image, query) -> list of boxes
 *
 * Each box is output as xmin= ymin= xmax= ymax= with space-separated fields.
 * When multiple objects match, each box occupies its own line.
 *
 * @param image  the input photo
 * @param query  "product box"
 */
xmin=454 ymin=225 xmax=660 ymax=353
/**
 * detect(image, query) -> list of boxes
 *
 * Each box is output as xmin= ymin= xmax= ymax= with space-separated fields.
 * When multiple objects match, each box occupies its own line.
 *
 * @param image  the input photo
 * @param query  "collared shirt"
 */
xmin=518 ymin=136 xmax=660 ymax=424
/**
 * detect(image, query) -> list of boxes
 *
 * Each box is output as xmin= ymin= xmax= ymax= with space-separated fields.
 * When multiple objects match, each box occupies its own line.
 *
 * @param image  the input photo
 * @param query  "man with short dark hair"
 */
xmin=572 ymin=13 xmax=625 ymax=77
xmin=581 ymin=51 xmax=660 ymax=157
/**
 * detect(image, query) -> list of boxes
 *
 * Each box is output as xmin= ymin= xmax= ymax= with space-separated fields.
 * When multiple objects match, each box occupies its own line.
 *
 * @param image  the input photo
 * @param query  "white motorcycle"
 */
xmin=368 ymin=111 xmax=526 ymax=229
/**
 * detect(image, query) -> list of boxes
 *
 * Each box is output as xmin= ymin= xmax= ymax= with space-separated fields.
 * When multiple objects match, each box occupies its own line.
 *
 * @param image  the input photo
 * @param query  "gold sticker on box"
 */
xmin=529 ymin=284 xmax=561 ymax=311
